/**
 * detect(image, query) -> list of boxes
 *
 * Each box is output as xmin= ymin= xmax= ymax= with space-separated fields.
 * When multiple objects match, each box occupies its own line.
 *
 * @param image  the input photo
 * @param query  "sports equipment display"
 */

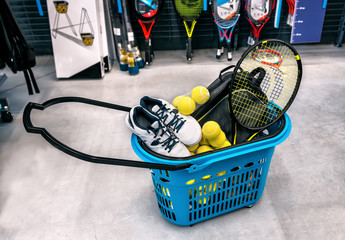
xmin=140 ymin=96 xmax=201 ymax=146
xmin=229 ymin=39 xmax=302 ymax=144
xmin=177 ymin=96 xmax=196 ymax=116
xmin=211 ymin=0 xmax=241 ymax=61
xmin=191 ymin=86 xmax=210 ymax=104
xmin=126 ymin=106 xmax=191 ymax=157
xmin=244 ymin=0 xmax=275 ymax=45
xmin=131 ymin=0 xmax=165 ymax=65
xmin=173 ymin=0 xmax=203 ymax=61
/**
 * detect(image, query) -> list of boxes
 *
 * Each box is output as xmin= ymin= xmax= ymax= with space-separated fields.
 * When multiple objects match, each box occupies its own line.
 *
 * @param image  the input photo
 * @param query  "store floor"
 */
xmin=1 ymin=45 xmax=345 ymax=239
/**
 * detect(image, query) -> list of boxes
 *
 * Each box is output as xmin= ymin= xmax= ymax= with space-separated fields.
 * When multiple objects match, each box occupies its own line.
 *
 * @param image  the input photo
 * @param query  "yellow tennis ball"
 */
xmin=191 ymin=86 xmax=210 ymax=105
xmin=177 ymin=96 xmax=196 ymax=115
xmin=172 ymin=95 xmax=184 ymax=108
xmin=187 ymin=143 xmax=199 ymax=152
xmin=199 ymin=134 xmax=210 ymax=145
xmin=196 ymin=145 xmax=213 ymax=154
xmin=209 ymin=131 xmax=226 ymax=148
xmin=202 ymin=121 xmax=221 ymax=140
xmin=215 ymin=140 xmax=231 ymax=149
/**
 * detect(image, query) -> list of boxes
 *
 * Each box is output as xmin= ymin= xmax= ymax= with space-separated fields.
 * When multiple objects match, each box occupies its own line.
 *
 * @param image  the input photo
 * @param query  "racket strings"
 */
xmin=231 ymin=41 xmax=300 ymax=129
xmin=212 ymin=0 xmax=240 ymax=27
xmin=232 ymin=91 xmax=268 ymax=128
xmin=136 ymin=0 xmax=160 ymax=17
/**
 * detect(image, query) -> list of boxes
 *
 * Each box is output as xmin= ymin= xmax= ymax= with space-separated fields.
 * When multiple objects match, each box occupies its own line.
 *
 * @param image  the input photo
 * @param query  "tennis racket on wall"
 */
xmin=122 ymin=0 xmax=140 ymax=74
xmin=131 ymin=0 xmax=165 ymax=65
xmin=228 ymin=39 xmax=302 ymax=144
xmin=173 ymin=0 xmax=203 ymax=61
xmin=285 ymin=0 xmax=295 ymax=26
xmin=109 ymin=0 xmax=128 ymax=71
xmin=244 ymin=0 xmax=275 ymax=45
xmin=211 ymin=0 xmax=241 ymax=61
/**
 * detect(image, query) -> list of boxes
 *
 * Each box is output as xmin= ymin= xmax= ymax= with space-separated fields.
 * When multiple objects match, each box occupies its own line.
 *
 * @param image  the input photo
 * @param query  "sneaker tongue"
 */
xmin=151 ymin=105 xmax=160 ymax=113
xmin=150 ymin=121 xmax=160 ymax=129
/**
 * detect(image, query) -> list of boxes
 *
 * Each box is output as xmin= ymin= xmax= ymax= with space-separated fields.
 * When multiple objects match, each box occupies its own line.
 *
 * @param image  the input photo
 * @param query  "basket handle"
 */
xmin=23 ymin=97 xmax=192 ymax=171
xmin=218 ymin=65 xmax=236 ymax=81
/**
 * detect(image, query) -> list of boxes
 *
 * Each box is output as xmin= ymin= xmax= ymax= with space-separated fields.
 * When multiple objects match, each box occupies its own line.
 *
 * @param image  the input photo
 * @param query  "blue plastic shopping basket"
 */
xmin=131 ymin=113 xmax=291 ymax=226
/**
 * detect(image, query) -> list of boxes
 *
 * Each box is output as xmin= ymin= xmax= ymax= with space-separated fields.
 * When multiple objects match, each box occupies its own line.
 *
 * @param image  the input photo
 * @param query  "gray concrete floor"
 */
xmin=0 ymin=45 xmax=345 ymax=239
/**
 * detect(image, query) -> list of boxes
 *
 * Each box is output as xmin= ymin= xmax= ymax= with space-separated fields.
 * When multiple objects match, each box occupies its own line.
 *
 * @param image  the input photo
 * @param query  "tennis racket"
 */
xmin=244 ymin=0 xmax=275 ymax=45
xmin=211 ymin=0 xmax=241 ymax=61
xmin=229 ymin=39 xmax=302 ymax=144
xmin=132 ymin=0 xmax=165 ymax=65
xmin=122 ymin=0 xmax=140 ymax=74
xmin=109 ymin=0 xmax=128 ymax=71
xmin=286 ymin=0 xmax=295 ymax=26
xmin=173 ymin=0 xmax=203 ymax=61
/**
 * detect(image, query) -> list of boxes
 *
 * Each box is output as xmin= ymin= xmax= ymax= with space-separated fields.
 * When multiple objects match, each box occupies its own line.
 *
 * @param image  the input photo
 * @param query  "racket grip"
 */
xmin=227 ymin=45 xmax=232 ymax=61
xmin=187 ymin=37 xmax=192 ymax=61
xmin=216 ymin=39 xmax=223 ymax=59
xmin=145 ymin=38 xmax=150 ymax=65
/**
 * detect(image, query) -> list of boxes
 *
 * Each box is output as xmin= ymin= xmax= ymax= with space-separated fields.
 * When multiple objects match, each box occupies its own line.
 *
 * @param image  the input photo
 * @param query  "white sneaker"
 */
xmin=125 ymin=106 xmax=191 ymax=158
xmin=140 ymin=96 xmax=202 ymax=146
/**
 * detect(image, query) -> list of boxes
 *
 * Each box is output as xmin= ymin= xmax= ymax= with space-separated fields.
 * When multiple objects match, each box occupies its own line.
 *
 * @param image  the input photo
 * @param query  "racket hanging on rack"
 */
xmin=244 ymin=0 xmax=275 ymax=46
xmin=131 ymin=0 xmax=165 ymax=65
xmin=228 ymin=39 xmax=302 ymax=145
xmin=108 ymin=0 xmax=128 ymax=71
xmin=123 ymin=0 xmax=144 ymax=69
xmin=211 ymin=0 xmax=241 ymax=61
xmin=173 ymin=0 xmax=203 ymax=61
xmin=285 ymin=0 xmax=295 ymax=26
xmin=122 ymin=0 xmax=140 ymax=74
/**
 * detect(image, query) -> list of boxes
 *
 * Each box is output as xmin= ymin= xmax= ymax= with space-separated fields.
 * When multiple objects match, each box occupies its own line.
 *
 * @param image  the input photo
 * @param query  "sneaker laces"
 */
xmin=148 ymin=123 xmax=179 ymax=153
xmin=154 ymin=104 xmax=186 ymax=133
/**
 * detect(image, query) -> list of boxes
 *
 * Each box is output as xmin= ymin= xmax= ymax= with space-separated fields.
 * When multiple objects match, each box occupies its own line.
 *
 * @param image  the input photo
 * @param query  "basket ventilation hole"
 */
xmin=230 ymin=166 xmax=240 ymax=172
xmin=201 ymin=175 xmax=212 ymax=181
xmin=186 ymin=179 xmax=197 ymax=185
xmin=244 ymin=162 xmax=254 ymax=168
xmin=159 ymin=177 xmax=170 ymax=183
xmin=216 ymin=171 xmax=227 ymax=176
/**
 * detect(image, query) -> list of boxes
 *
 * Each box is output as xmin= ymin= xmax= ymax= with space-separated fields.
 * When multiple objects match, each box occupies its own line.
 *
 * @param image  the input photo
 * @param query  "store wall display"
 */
xmin=8 ymin=0 xmax=345 ymax=56
xmin=46 ymin=0 xmax=110 ymax=78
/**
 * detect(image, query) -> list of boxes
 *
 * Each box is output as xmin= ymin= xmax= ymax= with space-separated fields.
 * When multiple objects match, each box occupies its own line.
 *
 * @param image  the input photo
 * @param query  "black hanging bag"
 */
xmin=0 ymin=0 xmax=39 ymax=95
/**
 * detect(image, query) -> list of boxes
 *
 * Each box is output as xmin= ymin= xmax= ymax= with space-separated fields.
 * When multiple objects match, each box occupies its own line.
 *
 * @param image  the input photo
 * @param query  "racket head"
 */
xmin=229 ymin=39 xmax=302 ymax=131
xmin=245 ymin=0 xmax=274 ymax=26
xmin=132 ymin=0 xmax=165 ymax=22
xmin=211 ymin=0 xmax=241 ymax=27
xmin=173 ymin=0 xmax=203 ymax=22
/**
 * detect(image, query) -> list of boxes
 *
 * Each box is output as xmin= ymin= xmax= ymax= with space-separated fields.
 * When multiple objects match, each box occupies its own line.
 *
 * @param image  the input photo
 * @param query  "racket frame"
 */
xmin=244 ymin=0 xmax=275 ymax=44
xmin=211 ymin=0 xmax=241 ymax=60
xmin=229 ymin=39 xmax=302 ymax=134
xmin=173 ymin=0 xmax=204 ymax=61
xmin=131 ymin=0 xmax=165 ymax=65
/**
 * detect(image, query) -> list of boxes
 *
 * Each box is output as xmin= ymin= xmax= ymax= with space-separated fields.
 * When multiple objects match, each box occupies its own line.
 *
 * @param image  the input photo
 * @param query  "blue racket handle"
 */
xmin=274 ymin=0 xmax=283 ymax=28
xmin=36 ymin=0 xmax=43 ymax=16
